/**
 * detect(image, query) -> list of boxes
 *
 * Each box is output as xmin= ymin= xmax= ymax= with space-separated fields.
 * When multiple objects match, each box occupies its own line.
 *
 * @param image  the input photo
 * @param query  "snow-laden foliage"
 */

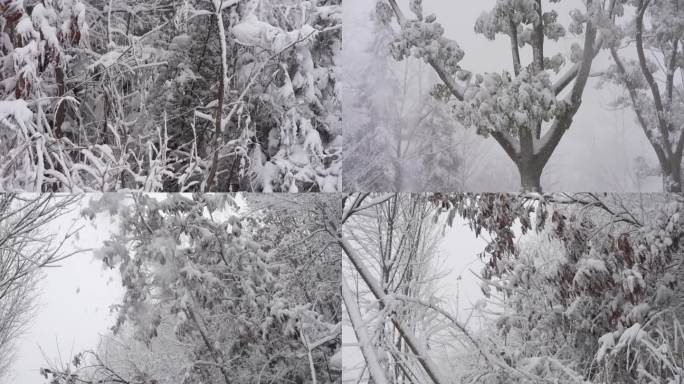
xmin=226 ymin=0 xmax=342 ymax=192
xmin=454 ymin=69 xmax=559 ymax=138
xmin=0 ymin=0 xmax=341 ymax=192
xmin=0 ymin=0 xmax=88 ymax=191
xmin=343 ymin=193 xmax=684 ymax=383
xmin=42 ymin=193 xmax=341 ymax=384
xmin=388 ymin=14 xmax=465 ymax=76
xmin=602 ymin=0 xmax=684 ymax=192
xmin=434 ymin=193 xmax=684 ymax=383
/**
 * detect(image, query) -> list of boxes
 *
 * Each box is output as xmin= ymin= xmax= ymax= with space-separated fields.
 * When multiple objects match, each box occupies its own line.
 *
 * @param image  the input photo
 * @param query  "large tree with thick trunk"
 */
xmin=377 ymin=0 xmax=617 ymax=192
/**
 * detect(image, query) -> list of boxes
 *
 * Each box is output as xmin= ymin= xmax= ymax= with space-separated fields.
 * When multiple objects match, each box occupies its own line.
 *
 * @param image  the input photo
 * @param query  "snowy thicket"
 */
xmin=375 ymin=0 xmax=617 ymax=192
xmin=343 ymin=192 xmax=684 ymax=384
xmin=602 ymin=0 xmax=684 ymax=192
xmin=437 ymin=193 xmax=684 ymax=383
xmin=40 ymin=193 xmax=341 ymax=384
xmin=0 ymin=0 xmax=88 ymax=191
xmin=0 ymin=0 xmax=341 ymax=192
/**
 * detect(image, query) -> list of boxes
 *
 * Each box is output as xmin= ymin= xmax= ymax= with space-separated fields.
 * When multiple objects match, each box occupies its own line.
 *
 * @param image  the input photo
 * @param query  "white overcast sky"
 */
xmin=343 ymin=0 xmax=662 ymax=192
xmin=8 ymin=196 xmax=123 ymax=384
xmin=8 ymin=194 xmax=246 ymax=384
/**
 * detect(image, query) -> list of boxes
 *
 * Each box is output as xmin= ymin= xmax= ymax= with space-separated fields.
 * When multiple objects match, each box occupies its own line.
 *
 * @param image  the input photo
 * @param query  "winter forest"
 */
xmin=342 ymin=193 xmax=684 ymax=384
xmin=3 ymin=0 xmax=684 ymax=383
xmin=1 ymin=193 xmax=341 ymax=383
xmin=344 ymin=0 xmax=684 ymax=192
xmin=0 ymin=0 xmax=341 ymax=192
xmin=1 ymin=192 xmax=684 ymax=384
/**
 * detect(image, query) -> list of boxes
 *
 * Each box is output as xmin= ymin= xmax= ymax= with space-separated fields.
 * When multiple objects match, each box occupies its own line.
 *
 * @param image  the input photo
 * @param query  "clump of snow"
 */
xmin=596 ymin=331 xmax=616 ymax=362
xmin=231 ymin=13 xmax=318 ymax=53
xmin=627 ymin=303 xmax=650 ymax=323
xmin=16 ymin=16 xmax=36 ymax=40
xmin=622 ymin=268 xmax=645 ymax=295
xmin=615 ymin=323 xmax=644 ymax=351
xmin=89 ymin=50 xmax=123 ymax=70
xmin=231 ymin=14 xmax=282 ymax=48
xmin=0 ymin=100 xmax=34 ymax=124
xmin=455 ymin=69 xmax=559 ymax=137
xmin=573 ymin=257 xmax=609 ymax=289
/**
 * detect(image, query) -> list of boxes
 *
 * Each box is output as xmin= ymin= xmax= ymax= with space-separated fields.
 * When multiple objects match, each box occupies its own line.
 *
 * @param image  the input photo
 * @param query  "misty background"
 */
xmin=6 ymin=197 xmax=122 ymax=384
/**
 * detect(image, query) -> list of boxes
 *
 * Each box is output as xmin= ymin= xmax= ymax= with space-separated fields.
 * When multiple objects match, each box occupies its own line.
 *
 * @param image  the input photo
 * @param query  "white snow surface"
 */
xmin=0 ymin=100 xmax=34 ymax=123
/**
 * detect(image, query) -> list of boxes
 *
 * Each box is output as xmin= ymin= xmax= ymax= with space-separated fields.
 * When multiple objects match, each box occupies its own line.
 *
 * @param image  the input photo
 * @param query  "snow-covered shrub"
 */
xmin=230 ymin=0 xmax=342 ymax=192
xmin=43 ymin=193 xmax=341 ymax=384
xmin=435 ymin=193 xmax=684 ymax=383
xmin=1 ymin=0 xmax=341 ymax=192
xmin=0 ymin=0 xmax=88 ymax=191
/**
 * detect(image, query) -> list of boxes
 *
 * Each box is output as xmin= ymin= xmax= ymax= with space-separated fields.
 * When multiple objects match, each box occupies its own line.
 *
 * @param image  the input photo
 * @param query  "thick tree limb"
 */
xmin=427 ymin=58 xmax=466 ymax=101
xmin=553 ymin=37 xmax=605 ymax=96
xmin=508 ymin=17 xmax=522 ymax=76
xmin=387 ymin=0 xmax=407 ymax=24
xmin=342 ymin=277 xmax=389 ymax=384
xmin=532 ymin=0 xmax=545 ymax=73
xmin=570 ymin=2 xmax=599 ymax=105
xmin=553 ymin=0 xmax=616 ymax=96
xmin=537 ymin=2 xmax=600 ymax=166
xmin=666 ymin=39 xmax=679 ymax=106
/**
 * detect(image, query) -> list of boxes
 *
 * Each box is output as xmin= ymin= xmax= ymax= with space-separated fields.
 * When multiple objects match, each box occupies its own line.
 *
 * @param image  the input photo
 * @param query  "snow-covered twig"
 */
xmin=300 ymin=331 xmax=318 ymax=384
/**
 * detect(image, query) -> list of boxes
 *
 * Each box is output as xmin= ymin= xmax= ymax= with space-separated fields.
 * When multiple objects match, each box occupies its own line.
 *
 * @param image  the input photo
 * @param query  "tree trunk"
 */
xmin=661 ymin=154 xmax=683 ymax=193
xmin=393 ymin=160 xmax=403 ymax=192
xmin=517 ymin=162 xmax=543 ymax=193
xmin=669 ymin=156 xmax=682 ymax=193
xmin=677 ymin=252 xmax=684 ymax=324
xmin=205 ymin=6 xmax=227 ymax=192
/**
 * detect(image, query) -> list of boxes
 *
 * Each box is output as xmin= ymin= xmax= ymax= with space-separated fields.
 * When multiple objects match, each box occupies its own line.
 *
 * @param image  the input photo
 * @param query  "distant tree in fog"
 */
xmin=604 ymin=0 xmax=684 ymax=192
xmin=344 ymin=11 xmax=471 ymax=192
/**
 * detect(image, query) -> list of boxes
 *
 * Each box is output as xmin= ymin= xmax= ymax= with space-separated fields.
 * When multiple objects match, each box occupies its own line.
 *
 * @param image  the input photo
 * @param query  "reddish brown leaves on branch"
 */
xmin=616 ymin=234 xmax=634 ymax=268
xmin=15 ymin=73 xmax=30 ymax=98
xmin=67 ymin=15 xmax=81 ymax=45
